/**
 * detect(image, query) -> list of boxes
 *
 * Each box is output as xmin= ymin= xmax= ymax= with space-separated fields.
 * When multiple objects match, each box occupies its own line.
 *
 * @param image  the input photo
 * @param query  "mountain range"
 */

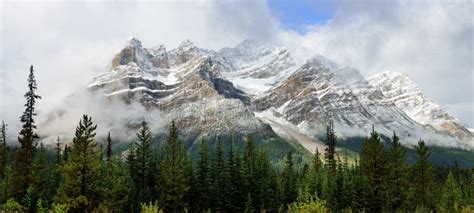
xmin=41 ymin=38 xmax=473 ymax=153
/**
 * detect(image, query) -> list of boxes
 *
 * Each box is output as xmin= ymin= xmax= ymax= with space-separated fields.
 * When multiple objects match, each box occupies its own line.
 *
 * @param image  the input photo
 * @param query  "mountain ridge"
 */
xmin=40 ymin=38 xmax=473 ymax=150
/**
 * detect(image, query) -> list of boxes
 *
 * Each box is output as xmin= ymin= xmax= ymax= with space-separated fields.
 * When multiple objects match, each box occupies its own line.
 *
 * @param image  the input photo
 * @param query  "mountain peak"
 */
xmin=178 ymin=39 xmax=195 ymax=50
xmin=126 ymin=37 xmax=143 ymax=48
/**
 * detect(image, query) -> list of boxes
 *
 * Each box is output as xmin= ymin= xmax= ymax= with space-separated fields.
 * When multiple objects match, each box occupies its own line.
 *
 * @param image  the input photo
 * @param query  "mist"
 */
xmin=1 ymin=0 xmax=472 ymax=145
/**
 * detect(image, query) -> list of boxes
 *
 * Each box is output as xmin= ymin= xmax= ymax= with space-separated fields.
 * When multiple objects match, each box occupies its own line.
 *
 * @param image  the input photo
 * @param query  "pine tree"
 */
xmin=0 ymin=121 xmax=7 ymax=178
xmin=244 ymin=193 xmax=254 ymax=213
xmin=210 ymin=137 xmax=226 ymax=211
xmin=159 ymin=120 xmax=190 ymax=212
xmin=441 ymin=171 xmax=462 ymax=211
xmin=282 ymin=151 xmax=297 ymax=206
xmin=324 ymin=120 xmax=337 ymax=173
xmin=224 ymin=139 xmax=244 ymax=212
xmin=55 ymin=115 xmax=103 ymax=212
xmin=11 ymin=65 xmax=41 ymax=202
xmin=106 ymin=132 xmax=113 ymax=163
xmin=254 ymin=151 xmax=277 ymax=211
xmin=413 ymin=139 xmax=436 ymax=210
xmin=242 ymin=136 xmax=257 ymax=208
xmin=387 ymin=132 xmax=409 ymax=210
xmin=31 ymin=143 xmax=54 ymax=211
xmin=133 ymin=121 xmax=154 ymax=204
xmin=104 ymin=152 xmax=132 ymax=211
xmin=54 ymin=136 xmax=62 ymax=165
xmin=359 ymin=127 xmax=388 ymax=212
xmin=193 ymin=139 xmax=211 ymax=211
xmin=63 ymin=145 xmax=69 ymax=162
xmin=309 ymin=149 xmax=323 ymax=198
xmin=126 ymin=142 xmax=139 ymax=210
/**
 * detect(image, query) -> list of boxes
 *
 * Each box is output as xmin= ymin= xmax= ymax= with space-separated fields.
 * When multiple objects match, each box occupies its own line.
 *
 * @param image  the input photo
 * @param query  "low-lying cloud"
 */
xmin=1 ymin=0 xmax=472 ymax=144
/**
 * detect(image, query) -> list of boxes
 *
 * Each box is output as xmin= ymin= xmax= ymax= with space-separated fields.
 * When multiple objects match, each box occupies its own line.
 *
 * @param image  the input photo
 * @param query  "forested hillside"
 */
xmin=0 ymin=67 xmax=473 ymax=212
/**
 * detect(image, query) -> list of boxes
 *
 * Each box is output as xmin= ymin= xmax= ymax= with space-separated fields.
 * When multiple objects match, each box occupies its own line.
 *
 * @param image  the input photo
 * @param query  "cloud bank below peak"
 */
xmin=1 ymin=0 xmax=472 ymax=139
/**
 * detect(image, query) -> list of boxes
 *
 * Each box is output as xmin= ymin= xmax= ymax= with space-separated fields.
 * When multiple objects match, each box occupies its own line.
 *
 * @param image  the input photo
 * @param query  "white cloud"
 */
xmin=1 ymin=0 xmax=472 ymax=142
xmin=278 ymin=0 xmax=473 ymax=127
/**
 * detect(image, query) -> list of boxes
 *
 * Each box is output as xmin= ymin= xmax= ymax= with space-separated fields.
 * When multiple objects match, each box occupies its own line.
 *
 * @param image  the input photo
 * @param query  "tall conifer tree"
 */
xmin=224 ymin=140 xmax=244 ymax=211
xmin=211 ymin=137 xmax=226 ymax=210
xmin=0 ymin=121 xmax=7 ymax=178
xmin=11 ymin=65 xmax=41 ymax=202
xmin=55 ymin=115 xmax=102 ymax=211
xmin=193 ymin=139 xmax=211 ymax=211
xmin=387 ymin=132 xmax=408 ymax=210
xmin=133 ymin=121 xmax=154 ymax=203
xmin=360 ymin=127 xmax=388 ymax=212
xmin=441 ymin=171 xmax=461 ymax=211
xmin=106 ymin=132 xmax=113 ymax=163
xmin=159 ymin=120 xmax=190 ymax=212
xmin=324 ymin=120 xmax=337 ymax=173
xmin=413 ymin=139 xmax=436 ymax=210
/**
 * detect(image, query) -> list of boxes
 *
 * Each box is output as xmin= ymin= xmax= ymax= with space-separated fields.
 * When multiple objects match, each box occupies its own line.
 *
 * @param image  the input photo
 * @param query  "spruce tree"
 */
xmin=104 ymin=151 xmax=132 ymax=211
xmin=159 ymin=120 xmax=190 ymax=212
xmin=106 ymin=132 xmax=113 ymax=163
xmin=0 ymin=121 xmax=7 ymax=178
xmin=11 ymin=65 xmax=41 ymax=202
xmin=55 ymin=115 xmax=103 ymax=211
xmin=324 ymin=120 xmax=337 ymax=173
xmin=359 ymin=127 xmax=388 ymax=212
xmin=309 ymin=149 xmax=323 ymax=198
xmin=133 ymin=121 xmax=154 ymax=203
xmin=31 ymin=143 xmax=54 ymax=211
xmin=193 ymin=139 xmax=211 ymax=211
xmin=413 ymin=139 xmax=436 ymax=210
xmin=255 ymin=151 xmax=277 ymax=211
xmin=224 ymin=139 xmax=244 ymax=211
xmin=387 ymin=132 xmax=409 ymax=210
xmin=281 ymin=151 xmax=297 ymax=206
xmin=242 ymin=136 xmax=257 ymax=207
xmin=54 ymin=136 xmax=62 ymax=165
xmin=210 ymin=137 xmax=226 ymax=211
xmin=63 ymin=145 xmax=69 ymax=162
xmin=441 ymin=171 xmax=462 ymax=211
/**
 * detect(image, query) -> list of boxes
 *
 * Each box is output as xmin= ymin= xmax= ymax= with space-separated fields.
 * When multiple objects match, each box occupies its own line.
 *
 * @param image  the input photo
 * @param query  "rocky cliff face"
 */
xmin=368 ymin=72 xmax=473 ymax=146
xmin=46 ymin=38 xmax=472 ymax=150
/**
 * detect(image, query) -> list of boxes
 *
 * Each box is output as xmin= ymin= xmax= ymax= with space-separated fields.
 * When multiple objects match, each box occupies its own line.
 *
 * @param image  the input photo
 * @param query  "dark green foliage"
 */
xmin=0 ymin=121 xmax=7 ymax=178
xmin=359 ymin=127 xmax=388 ymax=212
xmin=192 ymin=139 xmax=211 ymax=211
xmin=281 ymin=151 xmax=297 ymax=206
xmin=11 ymin=65 xmax=41 ymax=203
xmin=30 ymin=143 xmax=55 ymax=211
xmin=223 ymin=140 xmax=244 ymax=211
xmin=210 ymin=138 xmax=225 ymax=210
xmin=54 ymin=136 xmax=62 ymax=166
xmin=441 ymin=171 xmax=462 ymax=211
xmin=324 ymin=120 xmax=337 ymax=173
xmin=2 ymin=74 xmax=474 ymax=213
xmin=130 ymin=121 xmax=155 ymax=205
xmin=106 ymin=132 xmax=112 ymax=163
xmin=159 ymin=120 xmax=190 ymax=212
xmin=55 ymin=115 xmax=103 ymax=212
xmin=387 ymin=132 xmax=409 ymax=210
xmin=413 ymin=139 xmax=437 ymax=210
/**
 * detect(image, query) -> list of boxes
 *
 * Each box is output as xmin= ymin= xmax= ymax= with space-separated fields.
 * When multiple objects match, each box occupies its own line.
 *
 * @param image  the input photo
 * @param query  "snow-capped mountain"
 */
xmin=252 ymin=56 xmax=452 ymax=146
xmin=88 ymin=39 xmax=268 ymax=139
xmin=368 ymin=72 xmax=473 ymax=145
xmin=44 ymin=38 xmax=473 ymax=150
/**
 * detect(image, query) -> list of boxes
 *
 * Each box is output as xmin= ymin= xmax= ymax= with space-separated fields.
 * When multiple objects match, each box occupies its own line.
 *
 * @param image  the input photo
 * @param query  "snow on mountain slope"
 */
xmin=42 ymin=38 xmax=472 ymax=150
xmin=216 ymin=39 xmax=297 ymax=95
xmin=368 ymin=72 xmax=473 ymax=145
xmin=252 ymin=55 xmax=469 ymax=148
xmin=86 ymin=38 xmax=270 ymax=141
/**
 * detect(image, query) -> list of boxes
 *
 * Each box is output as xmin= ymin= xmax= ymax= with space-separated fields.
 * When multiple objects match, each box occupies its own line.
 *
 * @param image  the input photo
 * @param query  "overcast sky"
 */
xmin=1 ymin=0 xmax=473 ymax=135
